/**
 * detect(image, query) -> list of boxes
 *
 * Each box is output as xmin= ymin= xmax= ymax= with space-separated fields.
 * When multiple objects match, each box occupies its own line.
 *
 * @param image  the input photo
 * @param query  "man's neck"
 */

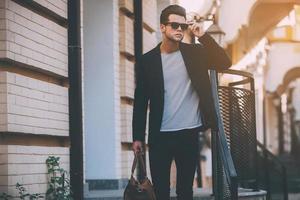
xmin=182 ymin=33 xmax=193 ymax=44
xmin=160 ymin=40 xmax=179 ymax=54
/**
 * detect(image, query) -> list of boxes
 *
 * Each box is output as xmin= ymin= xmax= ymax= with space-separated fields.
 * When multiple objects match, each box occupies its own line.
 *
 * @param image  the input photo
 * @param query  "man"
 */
xmin=132 ymin=4 xmax=231 ymax=200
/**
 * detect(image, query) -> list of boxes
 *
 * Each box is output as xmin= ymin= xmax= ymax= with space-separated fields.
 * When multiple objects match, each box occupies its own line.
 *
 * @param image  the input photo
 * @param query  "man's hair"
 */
xmin=160 ymin=5 xmax=186 ymax=24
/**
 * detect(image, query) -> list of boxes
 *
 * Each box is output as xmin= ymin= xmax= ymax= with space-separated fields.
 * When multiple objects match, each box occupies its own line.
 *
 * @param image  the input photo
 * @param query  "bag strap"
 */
xmin=131 ymin=152 xmax=147 ymax=177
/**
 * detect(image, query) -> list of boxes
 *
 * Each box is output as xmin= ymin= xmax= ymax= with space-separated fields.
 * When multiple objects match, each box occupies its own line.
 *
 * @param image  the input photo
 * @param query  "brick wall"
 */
xmin=118 ymin=0 xmax=157 ymax=179
xmin=0 ymin=0 xmax=68 ymax=77
xmin=143 ymin=0 xmax=157 ymax=32
xmin=0 ymin=0 xmax=70 ymax=196
xmin=0 ymin=145 xmax=69 ymax=197
xmin=119 ymin=0 xmax=134 ymax=179
xmin=32 ymin=0 xmax=67 ymax=18
xmin=143 ymin=0 xmax=158 ymax=53
xmin=143 ymin=28 xmax=157 ymax=54
xmin=113 ymin=0 xmax=122 ymax=180
xmin=0 ymin=72 xmax=68 ymax=135
xmin=119 ymin=14 xmax=134 ymax=56
xmin=120 ymin=56 xmax=134 ymax=99
xmin=120 ymin=103 xmax=133 ymax=143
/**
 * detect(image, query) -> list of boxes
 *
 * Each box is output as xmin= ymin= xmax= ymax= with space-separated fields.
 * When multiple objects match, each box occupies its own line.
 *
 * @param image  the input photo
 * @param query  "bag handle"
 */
xmin=131 ymin=152 xmax=147 ymax=177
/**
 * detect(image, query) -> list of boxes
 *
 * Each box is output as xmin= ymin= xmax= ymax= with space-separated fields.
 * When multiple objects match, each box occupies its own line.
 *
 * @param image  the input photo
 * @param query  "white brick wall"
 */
xmin=0 ymin=0 xmax=70 ymax=196
xmin=0 ymin=72 xmax=9 ymax=132
xmin=121 ymin=150 xmax=134 ymax=179
xmin=143 ymin=0 xmax=157 ymax=30
xmin=0 ymin=72 xmax=69 ymax=136
xmin=0 ymin=0 xmax=68 ymax=77
xmin=0 ymin=145 xmax=69 ymax=197
xmin=142 ymin=0 xmax=157 ymax=54
xmin=120 ymin=56 xmax=134 ymax=99
xmin=33 ymin=0 xmax=68 ymax=19
xmin=143 ymin=29 xmax=157 ymax=53
xmin=119 ymin=0 xmax=133 ymax=13
xmin=118 ymin=0 xmax=157 ymax=179
xmin=119 ymin=14 xmax=134 ymax=56
xmin=120 ymin=103 xmax=133 ymax=143
xmin=113 ymin=0 xmax=122 ymax=179
xmin=120 ymin=103 xmax=149 ymax=144
xmin=0 ymin=1 xmax=5 ymax=9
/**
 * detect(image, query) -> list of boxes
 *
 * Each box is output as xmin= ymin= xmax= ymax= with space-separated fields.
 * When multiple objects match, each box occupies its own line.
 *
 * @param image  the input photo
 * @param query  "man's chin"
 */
xmin=166 ymin=35 xmax=183 ymax=42
xmin=173 ymin=37 xmax=183 ymax=42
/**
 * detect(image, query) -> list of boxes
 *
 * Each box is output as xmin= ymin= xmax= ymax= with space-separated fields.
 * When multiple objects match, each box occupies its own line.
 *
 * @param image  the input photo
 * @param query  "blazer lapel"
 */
xmin=179 ymin=42 xmax=206 ymax=93
xmin=150 ymin=43 xmax=165 ymax=130
xmin=152 ymin=43 xmax=164 ymax=96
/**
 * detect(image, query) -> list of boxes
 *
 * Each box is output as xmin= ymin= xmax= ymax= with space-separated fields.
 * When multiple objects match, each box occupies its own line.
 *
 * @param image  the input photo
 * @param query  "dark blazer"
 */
xmin=132 ymin=33 xmax=232 ymax=145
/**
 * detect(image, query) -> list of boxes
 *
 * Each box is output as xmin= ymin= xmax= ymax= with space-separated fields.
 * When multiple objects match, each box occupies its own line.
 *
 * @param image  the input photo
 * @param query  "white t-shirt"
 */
xmin=160 ymin=50 xmax=202 ymax=131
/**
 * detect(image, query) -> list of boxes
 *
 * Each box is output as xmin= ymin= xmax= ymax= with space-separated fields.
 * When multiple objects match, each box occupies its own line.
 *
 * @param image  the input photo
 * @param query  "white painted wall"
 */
xmin=219 ymin=0 xmax=256 ymax=43
xmin=265 ymin=42 xmax=300 ymax=92
xmin=83 ymin=0 xmax=117 ymax=180
xmin=293 ymin=79 xmax=300 ymax=121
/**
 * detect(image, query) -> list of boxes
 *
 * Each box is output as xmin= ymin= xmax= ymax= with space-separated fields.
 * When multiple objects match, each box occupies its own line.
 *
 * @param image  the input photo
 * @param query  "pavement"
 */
xmin=84 ymin=187 xmax=267 ymax=200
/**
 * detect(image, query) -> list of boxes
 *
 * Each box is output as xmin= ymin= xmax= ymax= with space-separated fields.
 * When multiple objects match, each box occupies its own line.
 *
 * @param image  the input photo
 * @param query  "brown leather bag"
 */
xmin=123 ymin=152 xmax=156 ymax=200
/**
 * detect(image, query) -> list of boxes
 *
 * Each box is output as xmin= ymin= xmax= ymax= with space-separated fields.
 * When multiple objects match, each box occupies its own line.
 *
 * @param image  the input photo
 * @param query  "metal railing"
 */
xmin=217 ymin=69 xmax=259 ymax=190
xmin=257 ymin=141 xmax=288 ymax=200
xmin=210 ymin=69 xmax=262 ymax=199
xmin=210 ymin=70 xmax=238 ymax=200
xmin=291 ymin=121 xmax=300 ymax=165
xmin=211 ymin=69 xmax=288 ymax=200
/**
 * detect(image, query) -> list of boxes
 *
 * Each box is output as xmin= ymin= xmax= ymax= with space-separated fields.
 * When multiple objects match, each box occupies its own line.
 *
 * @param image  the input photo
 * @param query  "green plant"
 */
xmin=45 ymin=156 xmax=73 ymax=200
xmin=0 ymin=192 xmax=12 ymax=200
xmin=0 ymin=156 xmax=72 ymax=200
xmin=16 ymin=183 xmax=44 ymax=200
xmin=0 ymin=183 xmax=43 ymax=200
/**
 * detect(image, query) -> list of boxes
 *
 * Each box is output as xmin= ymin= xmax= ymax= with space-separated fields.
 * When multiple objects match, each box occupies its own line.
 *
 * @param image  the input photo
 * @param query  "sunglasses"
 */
xmin=164 ymin=22 xmax=189 ymax=30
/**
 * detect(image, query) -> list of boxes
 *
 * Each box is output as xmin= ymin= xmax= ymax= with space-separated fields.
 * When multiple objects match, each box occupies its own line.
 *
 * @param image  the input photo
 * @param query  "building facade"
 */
xmin=219 ymin=1 xmax=300 ymax=155
xmin=0 ymin=0 xmax=69 ymax=197
xmin=83 ymin=0 xmax=158 ymax=190
xmin=1 ymin=0 xmax=300 ymax=198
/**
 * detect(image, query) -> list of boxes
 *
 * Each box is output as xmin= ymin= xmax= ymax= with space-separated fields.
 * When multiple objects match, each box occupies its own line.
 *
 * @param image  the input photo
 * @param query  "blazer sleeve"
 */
xmin=198 ymin=33 xmax=232 ymax=70
xmin=132 ymin=56 xmax=149 ymax=142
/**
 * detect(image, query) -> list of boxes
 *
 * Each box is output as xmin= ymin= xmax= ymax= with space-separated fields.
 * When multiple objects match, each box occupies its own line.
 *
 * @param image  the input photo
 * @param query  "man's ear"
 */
xmin=160 ymin=24 xmax=166 ymax=33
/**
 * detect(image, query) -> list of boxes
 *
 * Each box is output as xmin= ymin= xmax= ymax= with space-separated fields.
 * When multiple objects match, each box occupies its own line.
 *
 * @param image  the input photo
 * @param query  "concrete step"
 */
xmin=288 ymin=193 xmax=300 ymax=200
xmin=238 ymin=188 xmax=267 ymax=200
xmin=84 ymin=188 xmax=267 ymax=200
xmin=85 ymin=188 xmax=213 ymax=200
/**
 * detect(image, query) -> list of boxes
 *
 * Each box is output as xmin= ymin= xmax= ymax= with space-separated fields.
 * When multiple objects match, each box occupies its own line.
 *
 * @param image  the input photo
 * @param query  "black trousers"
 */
xmin=149 ymin=128 xmax=199 ymax=200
